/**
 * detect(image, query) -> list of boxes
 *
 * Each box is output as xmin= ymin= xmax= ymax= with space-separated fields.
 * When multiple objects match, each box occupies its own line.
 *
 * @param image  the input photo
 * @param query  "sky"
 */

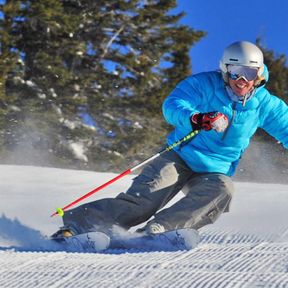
xmin=1 ymin=165 xmax=288 ymax=287
xmin=176 ymin=0 xmax=288 ymax=73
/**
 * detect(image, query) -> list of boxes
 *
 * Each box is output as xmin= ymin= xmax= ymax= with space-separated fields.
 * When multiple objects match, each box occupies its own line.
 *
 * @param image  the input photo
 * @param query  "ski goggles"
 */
xmin=227 ymin=65 xmax=259 ymax=82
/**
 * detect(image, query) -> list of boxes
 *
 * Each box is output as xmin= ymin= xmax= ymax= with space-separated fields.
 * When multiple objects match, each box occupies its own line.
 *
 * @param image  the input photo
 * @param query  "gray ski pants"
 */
xmin=63 ymin=150 xmax=234 ymax=234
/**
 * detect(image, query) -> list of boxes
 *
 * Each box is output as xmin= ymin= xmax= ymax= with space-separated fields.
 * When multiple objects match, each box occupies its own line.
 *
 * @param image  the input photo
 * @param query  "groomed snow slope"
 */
xmin=0 ymin=165 xmax=288 ymax=288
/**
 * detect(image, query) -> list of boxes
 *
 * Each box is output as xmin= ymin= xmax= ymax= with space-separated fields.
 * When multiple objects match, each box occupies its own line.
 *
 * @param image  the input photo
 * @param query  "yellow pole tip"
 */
xmin=56 ymin=207 xmax=64 ymax=217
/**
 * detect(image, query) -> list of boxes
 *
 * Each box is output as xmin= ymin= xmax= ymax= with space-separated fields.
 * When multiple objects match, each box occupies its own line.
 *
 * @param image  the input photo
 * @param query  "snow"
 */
xmin=0 ymin=165 xmax=288 ymax=287
xmin=68 ymin=142 xmax=88 ymax=162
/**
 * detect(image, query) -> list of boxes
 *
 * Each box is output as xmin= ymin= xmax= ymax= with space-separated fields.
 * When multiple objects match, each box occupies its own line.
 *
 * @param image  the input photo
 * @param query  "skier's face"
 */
xmin=227 ymin=65 xmax=258 ymax=97
xmin=228 ymin=77 xmax=255 ymax=97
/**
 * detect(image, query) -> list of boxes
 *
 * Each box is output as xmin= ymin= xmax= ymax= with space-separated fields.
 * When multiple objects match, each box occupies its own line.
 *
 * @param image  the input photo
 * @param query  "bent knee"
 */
xmin=207 ymin=173 xmax=234 ymax=197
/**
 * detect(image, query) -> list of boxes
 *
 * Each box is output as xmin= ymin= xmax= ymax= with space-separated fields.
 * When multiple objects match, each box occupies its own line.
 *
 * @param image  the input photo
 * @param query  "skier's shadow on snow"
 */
xmin=0 ymin=214 xmax=45 ymax=251
xmin=0 ymin=215 xmax=148 ymax=254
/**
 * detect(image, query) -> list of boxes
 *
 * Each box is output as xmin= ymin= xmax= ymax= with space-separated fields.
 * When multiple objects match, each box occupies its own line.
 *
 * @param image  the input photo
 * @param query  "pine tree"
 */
xmin=257 ymin=40 xmax=288 ymax=103
xmin=0 ymin=1 xmax=22 ymax=100
xmin=0 ymin=1 xmax=24 ymax=151
xmin=74 ymin=0 xmax=205 ymax=170
xmin=2 ymin=0 xmax=90 ymax=166
xmin=0 ymin=0 xmax=205 ymax=170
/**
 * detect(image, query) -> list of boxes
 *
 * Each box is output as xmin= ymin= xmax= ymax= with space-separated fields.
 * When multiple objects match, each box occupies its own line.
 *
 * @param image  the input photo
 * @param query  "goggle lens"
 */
xmin=227 ymin=65 xmax=258 ymax=81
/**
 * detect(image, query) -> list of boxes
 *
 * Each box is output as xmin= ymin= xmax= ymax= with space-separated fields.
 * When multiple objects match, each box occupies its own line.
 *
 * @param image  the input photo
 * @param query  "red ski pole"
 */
xmin=51 ymin=129 xmax=200 ymax=217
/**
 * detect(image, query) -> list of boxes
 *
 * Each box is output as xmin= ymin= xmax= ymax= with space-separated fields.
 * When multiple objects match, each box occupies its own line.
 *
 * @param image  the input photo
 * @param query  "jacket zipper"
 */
xmin=222 ymin=102 xmax=237 ymax=140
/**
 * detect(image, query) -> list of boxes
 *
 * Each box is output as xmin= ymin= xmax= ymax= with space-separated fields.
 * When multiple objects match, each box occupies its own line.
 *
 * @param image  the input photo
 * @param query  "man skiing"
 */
xmin=52 ymin=41 xmax=288 ymax=239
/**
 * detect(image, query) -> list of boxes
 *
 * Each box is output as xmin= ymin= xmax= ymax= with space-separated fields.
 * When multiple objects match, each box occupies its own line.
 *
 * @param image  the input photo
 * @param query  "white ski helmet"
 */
xmin=220 ymin=41 xmax=264 ymax=82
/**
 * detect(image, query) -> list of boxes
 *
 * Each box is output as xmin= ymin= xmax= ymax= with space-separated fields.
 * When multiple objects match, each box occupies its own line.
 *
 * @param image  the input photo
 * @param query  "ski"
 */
xmin=50 ymin=228 xmax=199 ymax=252
xmin=110 ymin=228 xmax=200 ymax=251
xmin=53 ymin=231 xmax=110 ymax=252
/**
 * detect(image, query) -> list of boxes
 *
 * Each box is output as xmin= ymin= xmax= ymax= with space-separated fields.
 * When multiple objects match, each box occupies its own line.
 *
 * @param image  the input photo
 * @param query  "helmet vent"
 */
xmin=229 ymin=58 xmax=238 ymax=62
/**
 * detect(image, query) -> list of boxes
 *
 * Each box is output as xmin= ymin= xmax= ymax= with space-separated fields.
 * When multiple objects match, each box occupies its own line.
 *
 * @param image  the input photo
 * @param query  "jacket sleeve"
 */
xmin=259 ymin=94 xmax=288 ymax=149
xmin=162 ymin=74 xmax=209 ymax=130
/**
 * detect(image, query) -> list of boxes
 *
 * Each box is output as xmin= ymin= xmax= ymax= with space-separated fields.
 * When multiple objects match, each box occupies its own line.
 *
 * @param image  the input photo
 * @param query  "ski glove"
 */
xmin=191 ymin=111 xmax=228 ymax=133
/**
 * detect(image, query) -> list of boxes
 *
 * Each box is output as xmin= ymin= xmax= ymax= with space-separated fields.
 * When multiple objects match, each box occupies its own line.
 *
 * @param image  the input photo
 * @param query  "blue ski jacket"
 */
xmin=162 ymin=70 xmax=288 ymax=176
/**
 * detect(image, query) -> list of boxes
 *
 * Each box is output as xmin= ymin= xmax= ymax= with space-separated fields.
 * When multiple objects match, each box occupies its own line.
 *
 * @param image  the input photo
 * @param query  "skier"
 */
xmin=52 ymin=41 xmax=288 ymax=239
